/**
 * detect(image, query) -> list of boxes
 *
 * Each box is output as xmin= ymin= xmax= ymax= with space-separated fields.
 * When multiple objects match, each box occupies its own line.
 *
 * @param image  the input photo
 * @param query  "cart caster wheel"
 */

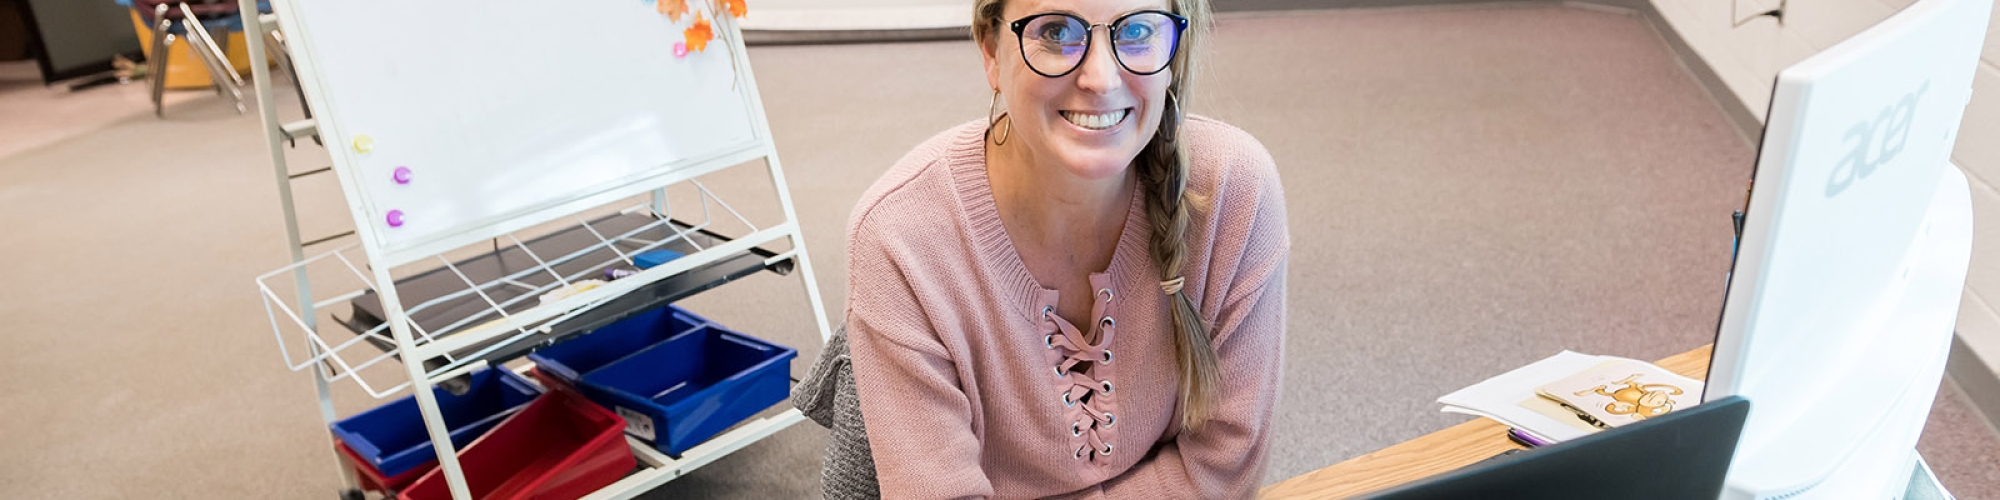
xmin=339 ymin=488 xmax=366 ymax=500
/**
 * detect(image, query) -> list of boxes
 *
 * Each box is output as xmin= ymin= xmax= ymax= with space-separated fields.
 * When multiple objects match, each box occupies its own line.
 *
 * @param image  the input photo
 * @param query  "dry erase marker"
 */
xmin=1507 ymin=429 xmax=1552 ymax=448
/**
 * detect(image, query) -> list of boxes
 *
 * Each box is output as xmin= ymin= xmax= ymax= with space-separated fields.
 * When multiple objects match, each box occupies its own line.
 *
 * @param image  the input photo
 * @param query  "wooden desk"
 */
xmin=1259 ymin=345 xmax=1714 ymax=499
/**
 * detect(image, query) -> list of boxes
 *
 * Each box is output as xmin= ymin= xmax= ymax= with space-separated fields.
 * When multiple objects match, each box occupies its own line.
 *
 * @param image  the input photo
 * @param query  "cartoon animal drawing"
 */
xmin=1575 ymin=374 xmax=1684 ymax=419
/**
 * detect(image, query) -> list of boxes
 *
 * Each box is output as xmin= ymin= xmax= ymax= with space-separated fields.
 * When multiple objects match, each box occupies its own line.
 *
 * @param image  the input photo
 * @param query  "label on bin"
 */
xmin=617 ymin=406 xmax=657 ymax=441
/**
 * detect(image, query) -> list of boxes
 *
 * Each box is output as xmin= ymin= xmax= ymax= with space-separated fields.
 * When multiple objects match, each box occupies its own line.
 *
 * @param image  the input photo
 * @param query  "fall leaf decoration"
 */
xmin=683 ymin=12 xmax=714 ymax=53
xmin=656 ymin=0 xmax=688 ymax=21
xmin=653 ymin=0 xmax=741 ymax=56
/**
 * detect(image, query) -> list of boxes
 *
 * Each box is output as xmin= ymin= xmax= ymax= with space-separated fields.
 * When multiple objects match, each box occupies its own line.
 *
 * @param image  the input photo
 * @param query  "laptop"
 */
xmin=1354 ymin=396 xmax=1750 ymax=500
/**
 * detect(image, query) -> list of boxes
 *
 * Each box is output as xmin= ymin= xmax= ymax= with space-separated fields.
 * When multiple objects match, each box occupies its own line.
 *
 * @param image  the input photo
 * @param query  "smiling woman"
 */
xmin=838 ymin=0 xmax=1292 ymax=498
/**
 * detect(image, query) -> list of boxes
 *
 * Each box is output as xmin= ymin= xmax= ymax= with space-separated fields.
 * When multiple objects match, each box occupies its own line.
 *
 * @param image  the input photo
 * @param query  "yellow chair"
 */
xmin=126 ymin=9 xmax=254 ymax=91
xmin=127 ymin=0 xmax=248 ymax=116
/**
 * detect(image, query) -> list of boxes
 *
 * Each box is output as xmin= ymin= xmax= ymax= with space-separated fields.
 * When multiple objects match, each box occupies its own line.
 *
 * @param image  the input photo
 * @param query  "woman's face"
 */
xmin=985 ymin=0 xmax=1176 ymax=182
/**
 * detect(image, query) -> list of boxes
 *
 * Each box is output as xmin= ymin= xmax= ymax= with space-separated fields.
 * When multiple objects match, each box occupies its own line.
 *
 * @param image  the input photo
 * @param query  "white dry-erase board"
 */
xmin=274 ymin=0 xmax=761 ymax=265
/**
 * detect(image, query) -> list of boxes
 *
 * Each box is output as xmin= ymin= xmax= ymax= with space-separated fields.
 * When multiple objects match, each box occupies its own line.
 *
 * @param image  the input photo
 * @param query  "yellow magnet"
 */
xmin=352 ymin=135 xmax=375 ymax=154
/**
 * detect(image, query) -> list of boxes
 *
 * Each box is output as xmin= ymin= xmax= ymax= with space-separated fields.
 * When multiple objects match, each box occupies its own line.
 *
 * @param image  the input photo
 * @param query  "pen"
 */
xmin=1507 ymin=428 xmax=1552 ymax=448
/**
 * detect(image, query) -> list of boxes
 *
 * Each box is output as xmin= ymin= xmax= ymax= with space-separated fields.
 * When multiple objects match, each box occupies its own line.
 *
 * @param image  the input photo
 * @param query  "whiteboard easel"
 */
xmin=242 ymin=1 xmax=833 ymax=498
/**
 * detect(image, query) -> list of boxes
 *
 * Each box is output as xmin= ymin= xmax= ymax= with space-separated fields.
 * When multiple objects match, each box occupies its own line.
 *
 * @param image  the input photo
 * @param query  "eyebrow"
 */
xmin=1021 ymin=7 xmax=1160 ymax=23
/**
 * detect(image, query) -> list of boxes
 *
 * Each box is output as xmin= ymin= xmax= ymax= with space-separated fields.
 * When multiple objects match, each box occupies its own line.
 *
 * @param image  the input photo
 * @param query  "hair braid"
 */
xmin=1140 ymin=103 xmax=1220 ymax=432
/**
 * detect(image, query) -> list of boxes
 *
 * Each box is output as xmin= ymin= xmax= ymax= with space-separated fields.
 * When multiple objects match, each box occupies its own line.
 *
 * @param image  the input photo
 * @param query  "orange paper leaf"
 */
xmin=657 ymin=0 xmax=688 ymax=21
xmin=720 ymin=0 xmax=747 ymax=17
xmin=684 ymin=13 xmax=714 ymax=52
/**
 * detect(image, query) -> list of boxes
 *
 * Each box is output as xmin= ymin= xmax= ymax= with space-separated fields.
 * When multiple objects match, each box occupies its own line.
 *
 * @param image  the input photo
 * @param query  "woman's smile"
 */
xmin=1059 ymin=108 xmax=1132 ymax=131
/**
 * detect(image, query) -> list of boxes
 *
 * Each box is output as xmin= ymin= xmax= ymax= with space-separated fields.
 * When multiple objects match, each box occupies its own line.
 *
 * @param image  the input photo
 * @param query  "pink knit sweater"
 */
xmin=844 ymin=116 xmax=1289 ymax=499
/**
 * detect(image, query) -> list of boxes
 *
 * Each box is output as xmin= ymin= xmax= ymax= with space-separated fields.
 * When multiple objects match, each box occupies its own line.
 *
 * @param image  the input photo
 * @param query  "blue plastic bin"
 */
xmin=632 ymin=248 xmax=684 ymax=269
xmin=526 ymin=304 xmax=711 ymax=388
xmin=581 ymin=325 xmax=796 ymax=456
xmin=329 ymin=368 xmax=542 ymax=478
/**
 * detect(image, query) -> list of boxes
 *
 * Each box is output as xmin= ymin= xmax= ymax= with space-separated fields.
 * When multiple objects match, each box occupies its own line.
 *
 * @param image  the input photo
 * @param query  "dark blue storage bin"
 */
xmin=330 ymin=368 xmax=542 ymax=477
xmin=526 ymin=304 xmax=710 ymax=386
xmin=581 ymin=324 xmax=796 ymax=456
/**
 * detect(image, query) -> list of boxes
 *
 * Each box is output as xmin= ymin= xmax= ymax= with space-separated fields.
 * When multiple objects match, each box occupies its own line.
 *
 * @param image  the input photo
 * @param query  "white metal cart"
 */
xmin=237 ymin=0 xmax=833 ymax=498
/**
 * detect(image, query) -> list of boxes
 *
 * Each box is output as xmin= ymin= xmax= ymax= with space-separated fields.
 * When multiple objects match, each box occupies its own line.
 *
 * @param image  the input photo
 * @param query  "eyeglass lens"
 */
xmin=1019 ymin=12 xmax=1180 ymax=77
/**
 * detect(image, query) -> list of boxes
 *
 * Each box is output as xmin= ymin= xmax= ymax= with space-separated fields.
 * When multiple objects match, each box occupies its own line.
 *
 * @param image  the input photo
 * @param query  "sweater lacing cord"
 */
xmin=1042 ymin=287 xmax=1118 ymax=461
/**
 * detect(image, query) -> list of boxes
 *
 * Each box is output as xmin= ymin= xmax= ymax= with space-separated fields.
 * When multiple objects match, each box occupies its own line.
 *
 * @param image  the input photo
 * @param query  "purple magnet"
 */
xmin=673 ymin=42 xmax=688 ymax=58
xmin=386 ymin=210 xmax=406 ymax=228
xmin=392 ymin=166 xmax=413 ymax=184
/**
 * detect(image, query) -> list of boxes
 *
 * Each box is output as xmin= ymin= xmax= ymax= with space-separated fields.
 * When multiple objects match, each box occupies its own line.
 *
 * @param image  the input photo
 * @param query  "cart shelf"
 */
xmin=340 ymin=211 xmax=792 ymax=371
xmin=256 ymin=187 xmax=802 ymax=400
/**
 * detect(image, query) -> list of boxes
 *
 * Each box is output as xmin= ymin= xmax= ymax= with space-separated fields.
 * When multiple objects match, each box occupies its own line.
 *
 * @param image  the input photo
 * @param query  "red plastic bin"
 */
xmin=334 ymin=439 xmax=430 ymax=493
xmin=396 ymin=389 xmax=635 ymax=500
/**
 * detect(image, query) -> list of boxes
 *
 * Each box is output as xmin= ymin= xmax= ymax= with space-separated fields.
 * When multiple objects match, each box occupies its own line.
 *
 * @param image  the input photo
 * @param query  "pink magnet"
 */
xmin=673 ymin=42 xmax=688 ymax=58
xmin=392 ymin=166 xmax=413 ymax=184
xmin=386 ymin=210 xmax=406 ymax=228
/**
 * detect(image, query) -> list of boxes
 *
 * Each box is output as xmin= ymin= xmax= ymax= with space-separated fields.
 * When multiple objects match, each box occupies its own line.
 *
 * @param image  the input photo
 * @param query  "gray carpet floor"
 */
xmin=2 ymin=4 xmax=1996 ymax=499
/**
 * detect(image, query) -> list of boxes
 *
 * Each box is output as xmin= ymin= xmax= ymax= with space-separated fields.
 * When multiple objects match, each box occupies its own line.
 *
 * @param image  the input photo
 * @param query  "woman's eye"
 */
xmin=1038 ymin=23 xmax=1078 ymax=43
xmin=1116 ymin=23 xmax=1153 ymax=42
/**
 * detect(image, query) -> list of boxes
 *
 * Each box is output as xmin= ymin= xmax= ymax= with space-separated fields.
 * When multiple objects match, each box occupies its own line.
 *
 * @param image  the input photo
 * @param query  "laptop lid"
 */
xmin=1355 ymin=396 xmax=1750 ymax=500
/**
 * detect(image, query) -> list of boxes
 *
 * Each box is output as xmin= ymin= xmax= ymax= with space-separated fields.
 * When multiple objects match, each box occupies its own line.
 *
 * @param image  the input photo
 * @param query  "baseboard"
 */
xmin=745 ymin=0 xmax=1533 ymax=45
xmin=1948 ymin=334 xmax=2000 ymax=438
xmin=1618 ymin=0 xmax=1764 ymax=147
xmin=1213 ymin=0 xmax=1510 ymax=11
xmin=744 ymin=26 xmax=971 ymax=46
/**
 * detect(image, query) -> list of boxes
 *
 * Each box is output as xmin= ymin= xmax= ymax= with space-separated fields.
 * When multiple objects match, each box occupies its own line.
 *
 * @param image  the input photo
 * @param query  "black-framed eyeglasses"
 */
xmin=1008 ymin=10 xmax=1190 ymax=78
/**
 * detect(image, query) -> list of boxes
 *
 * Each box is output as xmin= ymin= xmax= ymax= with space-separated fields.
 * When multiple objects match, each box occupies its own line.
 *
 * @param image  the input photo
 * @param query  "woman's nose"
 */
xmin=1073 ymin=28 xmax=1125 ymax=94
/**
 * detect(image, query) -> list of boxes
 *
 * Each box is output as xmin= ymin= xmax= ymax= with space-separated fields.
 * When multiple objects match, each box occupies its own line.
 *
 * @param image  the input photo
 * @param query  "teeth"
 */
xmin=1061 ymin=109 xmax=1127 ymax=130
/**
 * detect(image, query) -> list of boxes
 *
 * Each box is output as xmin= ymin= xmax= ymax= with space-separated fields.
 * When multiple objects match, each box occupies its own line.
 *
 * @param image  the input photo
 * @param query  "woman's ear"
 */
xmin=981 ymin=36 xmax=1002 ymax=92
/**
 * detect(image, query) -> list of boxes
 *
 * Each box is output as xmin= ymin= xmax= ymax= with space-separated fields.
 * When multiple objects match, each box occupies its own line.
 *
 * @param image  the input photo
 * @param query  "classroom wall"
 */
xmin=1646 ymin=0 xmax=2000 ymax=422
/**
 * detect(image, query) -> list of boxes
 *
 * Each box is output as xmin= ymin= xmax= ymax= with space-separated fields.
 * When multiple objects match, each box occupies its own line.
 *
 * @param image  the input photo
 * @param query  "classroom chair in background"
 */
xmin=122 ymin=0 xmax=254 ymax=116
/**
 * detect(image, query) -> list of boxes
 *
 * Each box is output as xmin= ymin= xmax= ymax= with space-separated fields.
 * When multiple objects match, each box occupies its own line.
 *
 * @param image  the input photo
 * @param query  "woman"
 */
xmin=842 ymin=0 xmax=1289 ymax=497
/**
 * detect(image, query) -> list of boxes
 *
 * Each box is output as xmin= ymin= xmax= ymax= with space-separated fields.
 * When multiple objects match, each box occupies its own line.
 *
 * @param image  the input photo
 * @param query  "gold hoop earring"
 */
xmin=988 ymin=89 xmax=1012 ymax=146
xmin=1161 ymin=89 xmax=1182 ymax=143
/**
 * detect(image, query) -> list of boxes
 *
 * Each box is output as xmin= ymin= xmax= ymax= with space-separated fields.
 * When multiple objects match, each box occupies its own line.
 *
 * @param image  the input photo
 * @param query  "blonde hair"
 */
xmin=974 ymin=0 xmax=1221 ymax=433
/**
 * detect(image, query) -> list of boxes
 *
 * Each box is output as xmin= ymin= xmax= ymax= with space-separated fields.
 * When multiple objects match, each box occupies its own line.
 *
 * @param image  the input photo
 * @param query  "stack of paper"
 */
xmin=1436 ymin=351 xmax=1702 ymax=444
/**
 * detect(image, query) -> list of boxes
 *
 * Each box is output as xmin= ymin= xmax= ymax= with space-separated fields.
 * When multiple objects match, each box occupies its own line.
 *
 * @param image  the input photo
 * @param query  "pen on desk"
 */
xmin=1507 ymin=428 xmax=1552 ymax=448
